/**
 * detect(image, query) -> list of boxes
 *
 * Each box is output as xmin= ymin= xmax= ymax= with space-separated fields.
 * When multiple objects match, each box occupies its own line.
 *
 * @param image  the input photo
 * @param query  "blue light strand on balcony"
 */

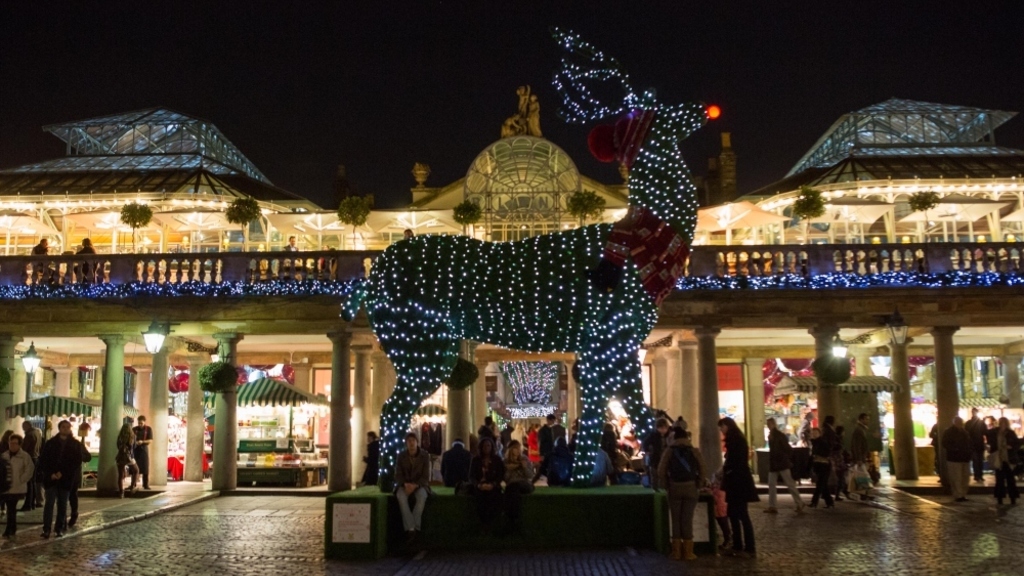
xmin=0 ymin=279 xmax=360 ymax=300
xmin=675 ymin=271 xmax=1024 ymax=291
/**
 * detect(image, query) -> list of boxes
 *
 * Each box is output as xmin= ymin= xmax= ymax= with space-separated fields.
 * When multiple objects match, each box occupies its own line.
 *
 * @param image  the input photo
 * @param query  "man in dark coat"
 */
xmin=642 ymin=418 xmax=671 ymax=490
xmin=37 ymin=420 xmax=91 ymax=538
xmin=440 ymin=439 xmax=471 ymax=488
xmin=765 ymin=418 xmax=805 ymax=513
xmin=850 ymin=413 xmax=870 ymax=465
xmin=19 ymin=421 xmax=42 ymax=511
xmin=360 ymin=432 xmax=380 ymax=486
xmin=965 ymin=408 xmax=987 ymax=483
xmin=941 ymin=417 xmax=973 ymax=502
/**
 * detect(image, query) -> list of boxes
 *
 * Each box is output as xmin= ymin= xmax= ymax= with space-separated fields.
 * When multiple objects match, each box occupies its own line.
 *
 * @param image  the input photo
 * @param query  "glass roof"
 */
xmin=787 ymin=98 xmax=1017 ymax=176
xmin=43 ymin=107 xmax=269 ymax=183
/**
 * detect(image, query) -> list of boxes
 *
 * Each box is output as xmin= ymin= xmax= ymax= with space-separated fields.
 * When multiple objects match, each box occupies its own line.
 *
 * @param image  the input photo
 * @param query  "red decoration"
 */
xmin=588 ymin=124 xmax=617 ymax=163
xmin=602 ymin=205 xmax=689 ymax=305
xmin=706 ymin=104 xmax=721 ymax=120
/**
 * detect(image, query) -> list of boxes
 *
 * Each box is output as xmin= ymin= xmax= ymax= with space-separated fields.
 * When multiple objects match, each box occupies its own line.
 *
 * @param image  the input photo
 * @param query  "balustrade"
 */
xmin=0 ymin=250 xmax=379 ymax=287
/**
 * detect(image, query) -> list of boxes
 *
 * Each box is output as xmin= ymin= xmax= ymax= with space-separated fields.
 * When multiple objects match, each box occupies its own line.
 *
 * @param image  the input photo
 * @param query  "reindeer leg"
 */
xmin=374 ymin=308 xmax=460 ymax=492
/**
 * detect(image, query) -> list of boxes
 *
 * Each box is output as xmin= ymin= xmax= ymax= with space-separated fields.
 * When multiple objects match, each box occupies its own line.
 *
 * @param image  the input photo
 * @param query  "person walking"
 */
xmin=526 ymin=424 xmax=541 ymax=466
xmin=799 ymin=411 xmax=814 ymax=447
xmin=808 ymin=428 xmax=834 ymax=509
xmin=658 ymin=427 xmax=705 ymax=561
xmin=765 ymin=418 xmax=805 ymax=514
xmin=642 ymin=418 xmax=671 ymax=490
xmin=986 ymin=417 xmax=1021 ymax=506
xmin=1 ymin=434 xmax=35 ymax=539
xmin=500 ymin=422 xmax=515 ymax=452
xmin=19 ymin=421 xmax=42 ymax=511
xmin=535 ymin=415 xmax=556 ymax=481
xmin=469 ymin=437 xmax=504 ymax=534
xmin=832 ymin=424 xmax=851 ymax=501
xmin=394 ymin=433 xmax=431 ymax=541
xmin=941 ymin=417 xmax=972 ymax=502
xmin=965 ymin=409 xmax=987 ymax=484
xmin=115 ymin=423 xmax=139 ymax=497
xmin=37 ymin=420 xmax=89 ymax=538
xmin=132 ymin=416 xmax=154 ymax=490
xmin=68 ymin=422 xmax=92 ymax=527
xmin=719 ymin=417 xmax=758 ymax=556
xmin=360 ymin=431 xmax=380 ymax=487
xmin=502 ymin=440 xmax=534 ymax=531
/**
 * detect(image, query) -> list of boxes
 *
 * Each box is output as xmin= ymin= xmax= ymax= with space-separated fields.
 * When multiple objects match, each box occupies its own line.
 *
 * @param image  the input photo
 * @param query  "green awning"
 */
xmin=416 ymin=404 xmax=446 ymax=417
xmin=6 ymin=395 xmax=97 ymax=419
xmin=205 ymin=378 xmax=328 ymax=408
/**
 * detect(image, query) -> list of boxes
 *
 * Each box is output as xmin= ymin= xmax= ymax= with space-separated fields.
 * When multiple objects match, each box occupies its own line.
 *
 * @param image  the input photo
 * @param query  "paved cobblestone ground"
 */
xmin=2 ymin=488 xmax=1024 ymax=575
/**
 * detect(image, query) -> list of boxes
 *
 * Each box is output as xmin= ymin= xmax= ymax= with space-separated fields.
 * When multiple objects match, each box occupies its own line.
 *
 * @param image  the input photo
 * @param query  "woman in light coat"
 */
xmin=2 ymin=434 xmax=36 ymax=538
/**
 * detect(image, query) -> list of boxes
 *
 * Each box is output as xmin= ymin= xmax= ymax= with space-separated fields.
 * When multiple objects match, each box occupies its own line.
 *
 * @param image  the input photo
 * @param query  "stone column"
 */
xmin=565 ymin=359 xmax=580 ymax=426
xmin=11 ymin=361 xmax=27 ymax=434
xmin=351 ymin=345 xmax=372 ymax=483
xmin=472 ymin=359 xmax=489 ymax=433
xmin=97 ymin=334 xmax=126 ymax=494
xmin=149 ymin=348 xmax=170 ymax=487
xmin=652 ymin=350 xmax=669 ymax=413
xmin=662 ymin=347 xmax=681 ymax=418
xmin=292 ymin=365 xmax=312 ymax=393
xmin=853 ymin=347 xmax=873 ymax=378
xmin=744 ymin=357 xmax=767 ymax=455
xmin=328 ymin=330 xmax=353 ymax=492
xmin=695 ymin=327 xmax=723 ymax=473
xmin=50 ymin=366 xmax=74 ymax=437
xmin=134 ymin=367 xmax=152 ymax=416
xmin=1004 ymin=355 xmax=1022 ymax=408
xmin=212 ymin=333 xmax=243 ymax=491
xmin=678 ymin=340 xmax=699 ymax=434
xmin=0 ymin=334 xmax=22 ymax=433
xmin=184 ymin=353 xmax=208 ymax=482
xmin=890 ymin=338 xmax=918 ymax=480
xmin=370 ymin=351 xmax=395 ymax=435
xmin=809 ymin=324 xmax=840 ymax=423
xmin=931 ymin=326 xmax=960 ymax=483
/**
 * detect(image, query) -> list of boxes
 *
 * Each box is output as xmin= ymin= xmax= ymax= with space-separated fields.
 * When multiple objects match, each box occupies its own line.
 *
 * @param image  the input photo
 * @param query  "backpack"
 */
xmin=668 ymin=446 xmax=699 ymax=483
xmin=0 ymin=454 xmax=11 ymax=494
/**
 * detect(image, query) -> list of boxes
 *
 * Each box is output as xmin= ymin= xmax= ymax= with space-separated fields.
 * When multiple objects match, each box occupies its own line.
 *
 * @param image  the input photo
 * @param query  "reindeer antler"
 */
xmin=551 ymin=27 xmax=640 ymax=124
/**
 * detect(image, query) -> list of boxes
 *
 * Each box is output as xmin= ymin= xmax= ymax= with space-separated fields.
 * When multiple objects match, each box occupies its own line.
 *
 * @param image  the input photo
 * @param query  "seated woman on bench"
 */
xmin=469 ymin=437 xmax=505 ymax=534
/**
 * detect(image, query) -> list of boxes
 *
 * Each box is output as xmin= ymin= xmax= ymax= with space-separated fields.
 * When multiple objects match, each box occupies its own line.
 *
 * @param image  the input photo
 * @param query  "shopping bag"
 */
xmin=853 ymin=464 xmax=872 ymax=491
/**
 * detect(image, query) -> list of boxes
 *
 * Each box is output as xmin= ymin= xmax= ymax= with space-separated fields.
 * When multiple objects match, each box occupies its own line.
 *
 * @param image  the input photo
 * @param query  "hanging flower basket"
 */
xmin=446 ymin=358 xmax=479 ymax=390
xmin=198 ymin=362 xmax=239 ymax=393
xmin=812 ymin=356 xmax=851 ymax=386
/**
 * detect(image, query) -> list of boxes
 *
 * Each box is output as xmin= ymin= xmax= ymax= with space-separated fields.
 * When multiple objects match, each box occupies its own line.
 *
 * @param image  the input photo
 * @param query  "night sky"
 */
xmin=2 ymin=2 xmax=1023 ymax=209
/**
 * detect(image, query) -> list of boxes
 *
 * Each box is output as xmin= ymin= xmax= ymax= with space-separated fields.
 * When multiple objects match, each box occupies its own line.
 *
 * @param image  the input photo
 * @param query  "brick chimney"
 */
xmin=718 ymin=133 xmax=737 ymax=202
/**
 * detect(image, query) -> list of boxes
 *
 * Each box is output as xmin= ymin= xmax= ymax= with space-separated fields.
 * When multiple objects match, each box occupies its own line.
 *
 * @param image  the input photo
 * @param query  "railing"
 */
xmin=0 ymin=250 xmax=381 ymax=287
xmin=687 ymin=242 xmax=1024 ymax=278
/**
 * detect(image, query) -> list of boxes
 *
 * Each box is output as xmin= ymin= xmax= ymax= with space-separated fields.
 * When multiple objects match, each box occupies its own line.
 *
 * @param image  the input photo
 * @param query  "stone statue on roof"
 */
xmin=501 ymin=85 xmax=542 ymax=138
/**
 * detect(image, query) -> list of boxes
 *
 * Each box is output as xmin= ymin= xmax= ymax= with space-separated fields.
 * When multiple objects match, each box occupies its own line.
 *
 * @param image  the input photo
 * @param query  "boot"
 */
xmin=683 ymin=539 xmax=697 ymax=560
xmin=670 ymin=539 xmax=683 ymax=560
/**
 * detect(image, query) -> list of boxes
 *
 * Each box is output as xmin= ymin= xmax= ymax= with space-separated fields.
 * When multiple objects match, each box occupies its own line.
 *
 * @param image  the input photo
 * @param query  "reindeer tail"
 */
xmin=342 ymin=281 xmax=368 ymax=321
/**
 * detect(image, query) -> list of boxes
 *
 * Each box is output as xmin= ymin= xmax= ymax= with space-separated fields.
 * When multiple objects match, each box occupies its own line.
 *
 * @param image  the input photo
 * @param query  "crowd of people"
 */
xmin=938 ymin=408 xmax=1021 ymax=505
xmin=0 ymin=415 xmax=153 ymax=541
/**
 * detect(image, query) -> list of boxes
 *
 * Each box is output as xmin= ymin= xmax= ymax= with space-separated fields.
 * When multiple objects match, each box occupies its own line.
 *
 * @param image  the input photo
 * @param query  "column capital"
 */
xmin=676 ymin=339 xmax=698 ymax=351
xmin=352 ymin=344 xmax=374 ymax=355
xmin=887 ymin=337 xmax=914 ymax=351
xmin=327 ymin=330 xmax=353 ymax=345
xmin=929 ymin=326 xmax=960 ymax=338
xmin=743 ymin=356 xmax=766 ymax=368
xmin=51 ymin=365 xmax=75 ymax=374
xmin=97 ymin=334 xmax=127 ymax=347
xmin=186 ymin=352 xmax=210 ymax=364
xmin=694 ymin=326 xmax=721 ymax=340
xmin=212 ymin=332 xmax=244 ymax=344
xmin=808 ymin=324 xmax=839 ymax=341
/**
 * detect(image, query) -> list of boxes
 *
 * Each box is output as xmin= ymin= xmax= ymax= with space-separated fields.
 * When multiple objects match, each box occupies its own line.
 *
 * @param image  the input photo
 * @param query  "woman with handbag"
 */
xmin=657 ymin=427 xmax=705 ymax=561
xmin=718 ymin=417 xmax=758 ymax=556
xmin=115 ymin=423 xmax=139 ymax=497
xmin=987 ymin=417 xmax=1020 ymax=506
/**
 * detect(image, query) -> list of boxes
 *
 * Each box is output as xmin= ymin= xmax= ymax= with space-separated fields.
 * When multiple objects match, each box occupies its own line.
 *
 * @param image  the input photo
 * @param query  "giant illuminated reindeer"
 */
xmin=345 ymin=29 xmax=713 ymax=488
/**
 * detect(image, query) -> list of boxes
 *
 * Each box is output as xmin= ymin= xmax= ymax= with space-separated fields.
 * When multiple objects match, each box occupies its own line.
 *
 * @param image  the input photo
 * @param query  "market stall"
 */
xmin=207 ymin=377 xmax=329 ymax=487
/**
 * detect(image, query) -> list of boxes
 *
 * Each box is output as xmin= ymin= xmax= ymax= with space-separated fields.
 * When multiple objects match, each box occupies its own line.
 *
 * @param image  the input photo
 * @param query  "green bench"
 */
xmin=325 ymin=485 xmax=717 ymax=560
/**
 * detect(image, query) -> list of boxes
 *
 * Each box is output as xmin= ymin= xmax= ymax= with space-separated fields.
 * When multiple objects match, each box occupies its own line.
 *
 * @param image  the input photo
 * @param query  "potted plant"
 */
xmin=452 ymin=200 xmax=483 ymax=235
xmin=120 ymin=202 xmax=153 ymax=253
xmin=198 ymin=361 xmax=239 ymax=393
xmin=791 ymin=186 xmax=826 ymax=243
xmin=812 ymin=355 xmax=851 ymax=386
xmin=225 ymin=197 xmax=262 ymax=251
xmin=337 ymin=196 xmax=373 ymax=249
xmin=446 ymin=358 xmax=479 ymax=390
xmin=566 ymin=189 xmax=606 ymax=227
xmin=908 ymin=191 xmax=940 ymax=242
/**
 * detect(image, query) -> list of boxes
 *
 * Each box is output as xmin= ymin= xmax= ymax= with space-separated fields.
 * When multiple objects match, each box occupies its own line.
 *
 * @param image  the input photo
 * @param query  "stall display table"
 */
xmin=237 ymin=465 xmax=327 ymax=487
xmin=167 ymin=453 xmax=210 ymax=481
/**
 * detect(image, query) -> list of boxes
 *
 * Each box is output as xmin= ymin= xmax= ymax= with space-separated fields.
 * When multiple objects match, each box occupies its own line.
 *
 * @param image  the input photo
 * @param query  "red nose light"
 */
xmin=706 ymin=105 xmax=721 ymax=120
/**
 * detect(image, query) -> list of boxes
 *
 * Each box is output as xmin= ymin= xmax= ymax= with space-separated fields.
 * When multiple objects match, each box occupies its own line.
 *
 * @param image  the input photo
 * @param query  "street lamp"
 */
xmin=831 ymin=334 xmax=848 ymax=358
xmin=143 ymin=321 xmax=171 ymax=354
xmin=21 ymin=342 xmax=40 ymax=375
xmin=886 ymin=307 xmax=908 ymax=345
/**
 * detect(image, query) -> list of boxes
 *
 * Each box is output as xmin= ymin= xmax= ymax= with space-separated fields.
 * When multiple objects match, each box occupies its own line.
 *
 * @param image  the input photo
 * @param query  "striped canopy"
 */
xmin=206 ymin=378 xmax=328 ymax=408
xmin=963 ymin=398 xmax=1006 ymax=408
xmin=6 ymin=396 xmax=143 ymax=419
xmin=5 ymin=395 xmax=96 ymax=419
xmin=416 ymin=404 xmax=446 ymax=417
xmin=775 ymin=376 xmax=902 ymax=396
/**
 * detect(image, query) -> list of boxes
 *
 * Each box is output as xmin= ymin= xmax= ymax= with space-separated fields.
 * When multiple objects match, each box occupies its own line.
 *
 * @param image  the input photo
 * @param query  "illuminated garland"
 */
xmin=345 ymin=29 xmax=706 ymax=490
xmin=501 ymin=361 xmax=559 ymax=405
xmin=0 ymin=279 xmax=360 ymax=300
xmin=675 ymin=271 xmax=1024 ymax=290
xmin=507 ymin=404 xmax=559 ymax=419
